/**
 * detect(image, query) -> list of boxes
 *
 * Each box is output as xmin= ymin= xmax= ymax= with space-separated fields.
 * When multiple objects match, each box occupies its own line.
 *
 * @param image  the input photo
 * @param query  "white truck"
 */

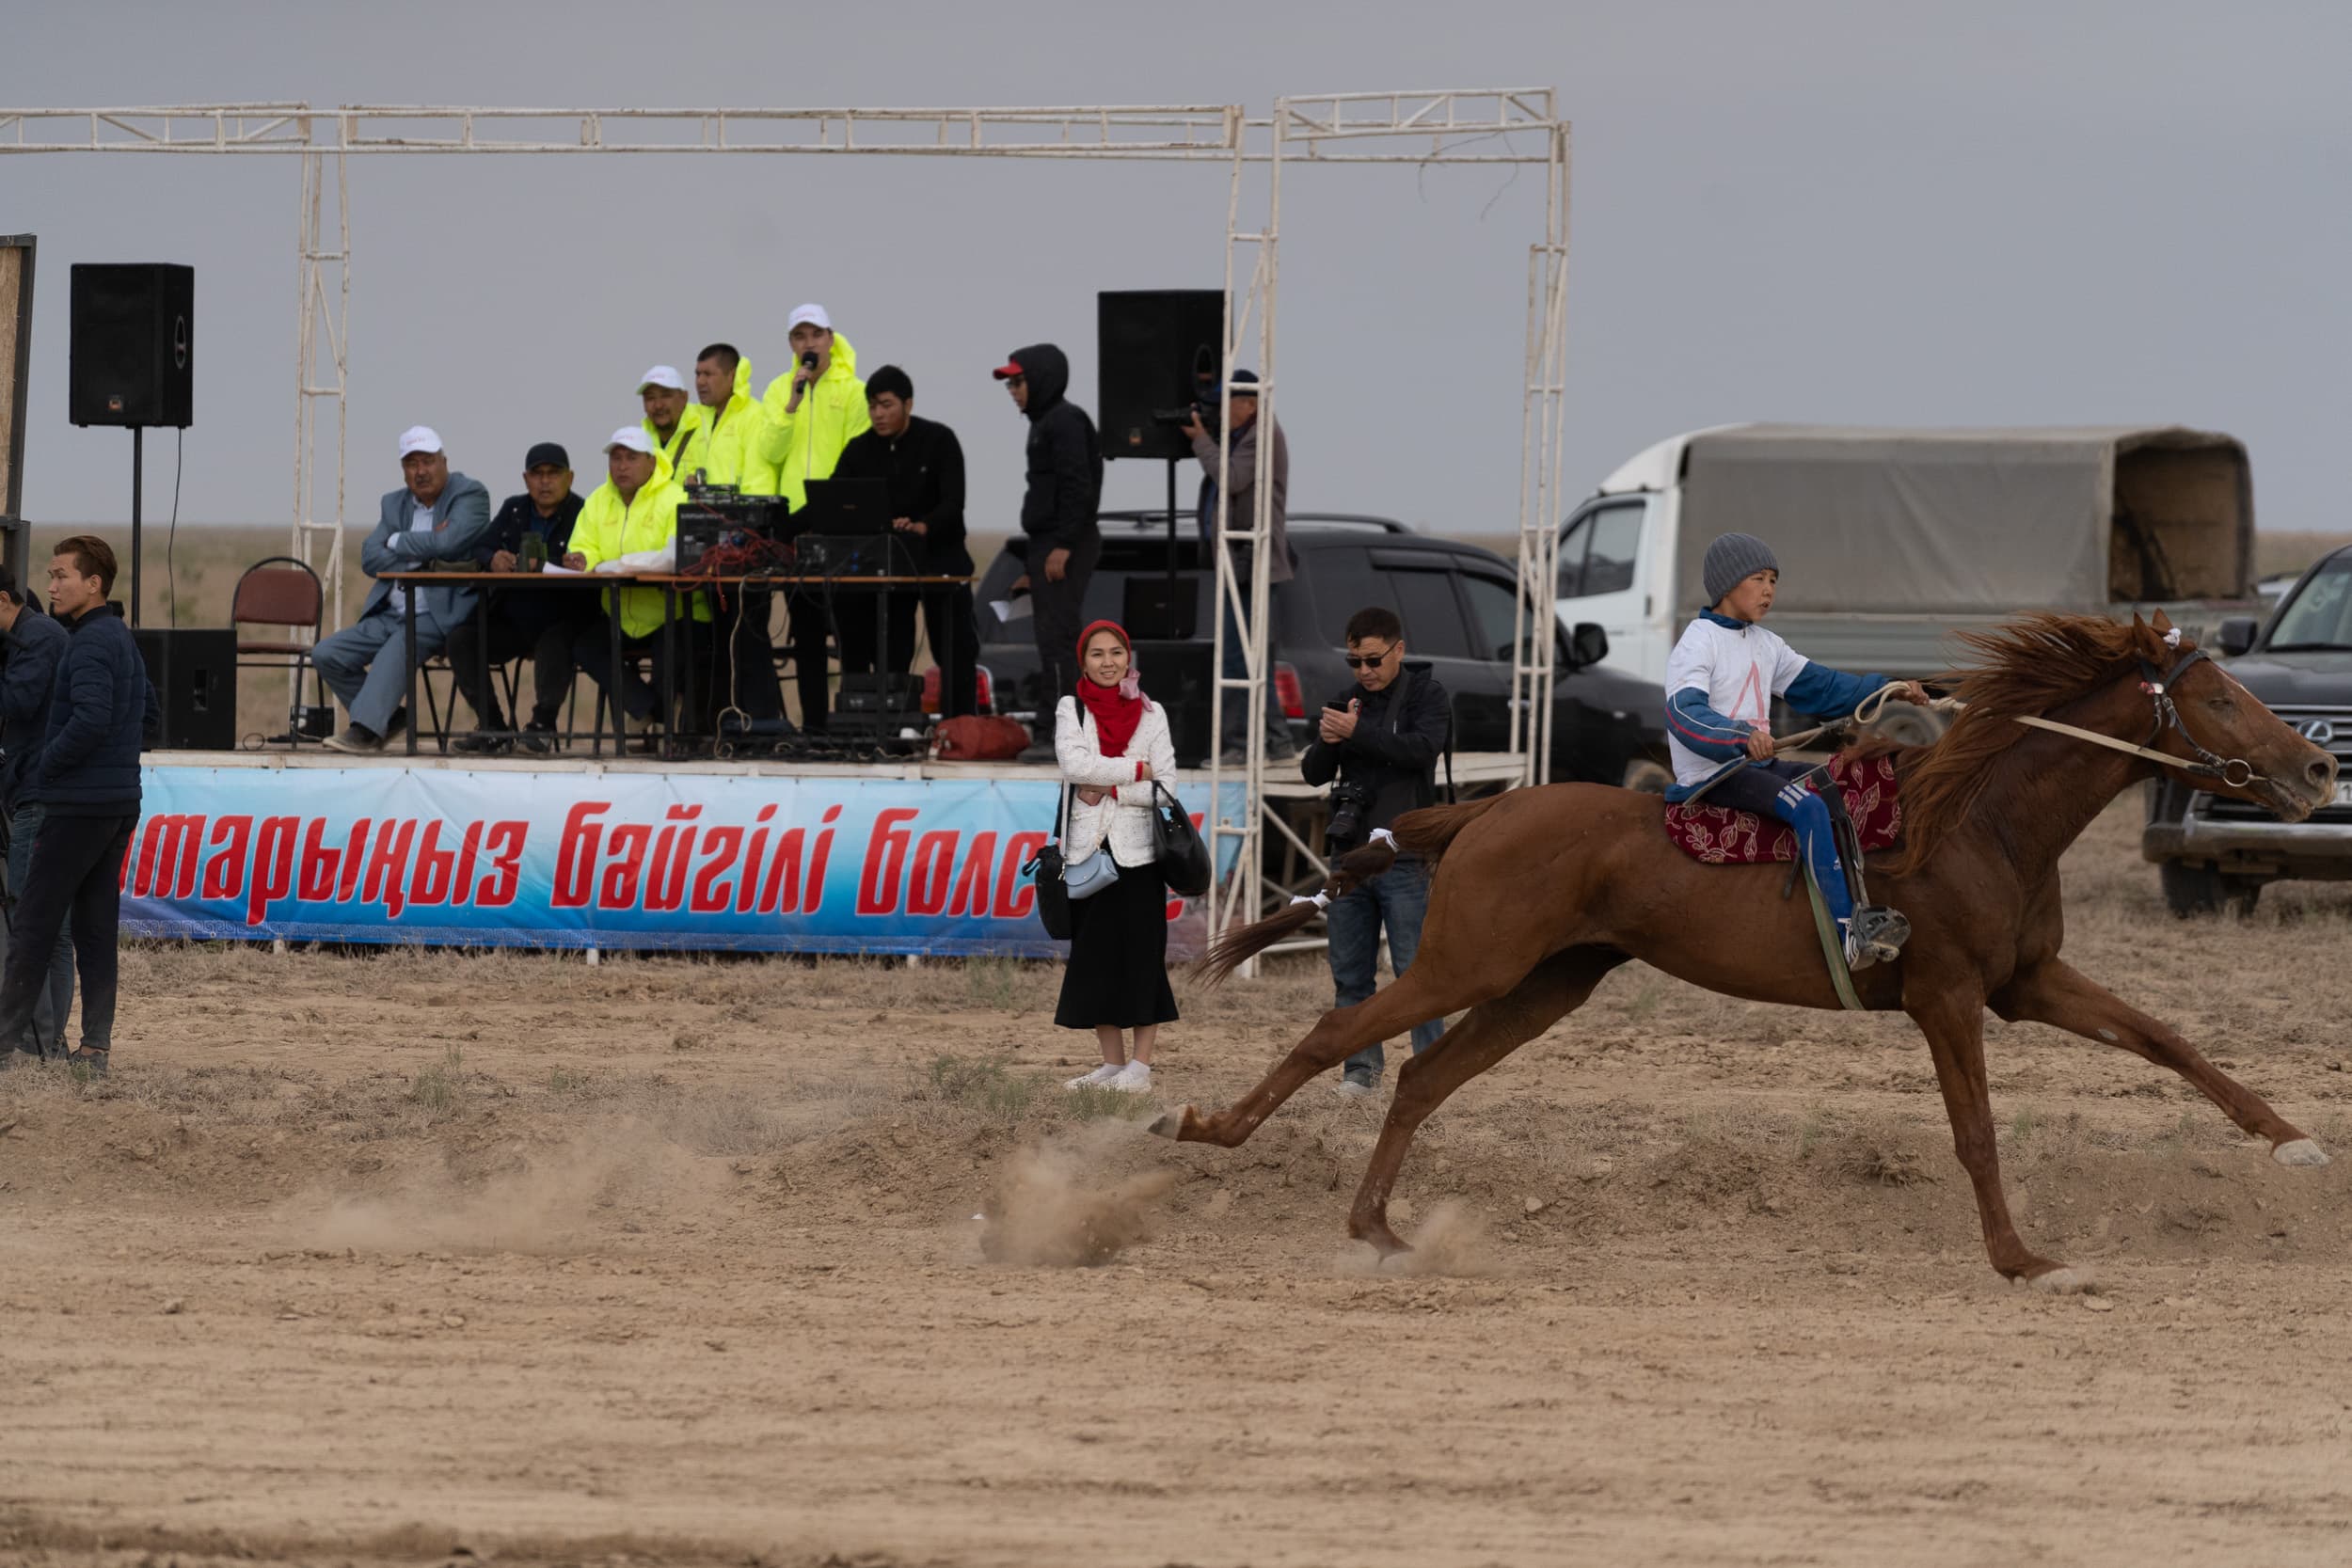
xmin=1552 ymin=424 xmax=2260 ymax=745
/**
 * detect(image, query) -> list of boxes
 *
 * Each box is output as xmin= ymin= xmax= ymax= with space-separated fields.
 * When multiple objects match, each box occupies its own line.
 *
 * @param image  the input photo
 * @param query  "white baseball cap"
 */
xmin=397 ymin=425 xmax=444 ymax=458
xmin=603 ymin=425 xmax=655 ymax=455
xmin=637 ymin=364 xmax=686 ymax=393
xmin=787 ymin=302 xmax=833 ymax=333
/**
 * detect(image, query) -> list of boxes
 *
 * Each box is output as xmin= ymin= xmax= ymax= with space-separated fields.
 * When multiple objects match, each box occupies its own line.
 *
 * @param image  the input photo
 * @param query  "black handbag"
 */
xmin=1023 ymin=784 xmax=1076 ymax=941
xmin=1150 ymin=780 xmax=1213 ymax=897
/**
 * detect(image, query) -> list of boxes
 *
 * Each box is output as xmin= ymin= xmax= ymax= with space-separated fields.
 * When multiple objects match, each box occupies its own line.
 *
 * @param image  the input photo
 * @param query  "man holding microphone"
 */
xmin=756 ymin=304 xmax=869 ymax=731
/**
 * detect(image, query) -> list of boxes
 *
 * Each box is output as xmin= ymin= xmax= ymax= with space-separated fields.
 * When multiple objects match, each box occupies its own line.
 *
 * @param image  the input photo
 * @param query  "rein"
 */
xmin=2010 ymin=642 xmax=2265 ymax=790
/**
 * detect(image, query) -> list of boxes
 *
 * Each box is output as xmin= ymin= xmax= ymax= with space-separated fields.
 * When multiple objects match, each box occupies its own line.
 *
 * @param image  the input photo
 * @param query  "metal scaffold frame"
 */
xmin=2 ymin=91 xmax=1571 ymax=974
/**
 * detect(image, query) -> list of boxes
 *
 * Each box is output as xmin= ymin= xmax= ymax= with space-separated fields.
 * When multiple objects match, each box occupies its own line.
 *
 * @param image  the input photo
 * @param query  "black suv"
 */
xmin=2144 ymin=543 xmax=2352 ymax=913
xmin=971 ymin=511 xmax=1667 ymax=787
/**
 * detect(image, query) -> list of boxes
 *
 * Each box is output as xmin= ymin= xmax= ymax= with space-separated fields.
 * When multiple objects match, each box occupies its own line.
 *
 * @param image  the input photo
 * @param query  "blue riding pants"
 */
xmin=1706 ymin=760 xmax=1852 ymax=927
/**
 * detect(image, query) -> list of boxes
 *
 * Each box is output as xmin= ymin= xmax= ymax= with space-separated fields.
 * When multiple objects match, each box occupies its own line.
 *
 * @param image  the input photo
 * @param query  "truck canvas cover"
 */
xmin=1673 ymin=425 xmax=2253 ymax=615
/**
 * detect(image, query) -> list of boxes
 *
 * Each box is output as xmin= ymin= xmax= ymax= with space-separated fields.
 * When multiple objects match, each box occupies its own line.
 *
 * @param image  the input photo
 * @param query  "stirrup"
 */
xmin=1843 ymin=906 xmax=1911 ymax=970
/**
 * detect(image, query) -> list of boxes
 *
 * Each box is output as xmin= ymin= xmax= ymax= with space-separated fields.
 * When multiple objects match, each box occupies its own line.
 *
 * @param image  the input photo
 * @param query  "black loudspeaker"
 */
xmin=831 ymin=672 xmax=924 ymax=738
xmin=134 ymin=628 xmax=236 ymax=751
xmin=1130 ymin=639 xmax=1214 ymax=765
xmin=1122 ymin=574 xmax=1199 ymax=641
xmin=1098 ymin=290 xmax=1224 ymax=462
xmin=70 ymin=263 xmax=194 ymax=428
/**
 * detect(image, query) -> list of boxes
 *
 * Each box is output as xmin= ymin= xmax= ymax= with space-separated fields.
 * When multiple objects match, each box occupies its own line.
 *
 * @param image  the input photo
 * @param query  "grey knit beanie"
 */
xmin=1702 ymin=532 xmax=1779 ymax=608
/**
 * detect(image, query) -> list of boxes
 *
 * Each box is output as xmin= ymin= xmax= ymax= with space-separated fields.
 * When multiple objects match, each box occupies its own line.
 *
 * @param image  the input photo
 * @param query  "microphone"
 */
xmin=798 ymin=351 xmax=819 ymax=380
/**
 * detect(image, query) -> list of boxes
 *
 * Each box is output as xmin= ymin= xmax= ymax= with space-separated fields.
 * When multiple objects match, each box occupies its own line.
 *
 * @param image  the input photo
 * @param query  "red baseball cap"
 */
xmin=991 ymin=357 xmax=1025 ymax=380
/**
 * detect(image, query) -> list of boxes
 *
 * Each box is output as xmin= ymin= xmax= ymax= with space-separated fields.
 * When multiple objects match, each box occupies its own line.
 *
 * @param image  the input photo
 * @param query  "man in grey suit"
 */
xmin=317 ymin=425 xmax=495 ymax=753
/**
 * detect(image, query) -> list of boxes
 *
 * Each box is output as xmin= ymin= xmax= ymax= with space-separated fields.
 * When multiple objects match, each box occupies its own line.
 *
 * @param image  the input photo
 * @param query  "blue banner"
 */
xmin=119 ymin=765 xmax=1245 ymax=957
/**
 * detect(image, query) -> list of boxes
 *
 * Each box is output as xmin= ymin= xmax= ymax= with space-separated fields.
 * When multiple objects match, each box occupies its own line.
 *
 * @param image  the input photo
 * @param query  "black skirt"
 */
xmin=1055 ymin=856 xmax=1181 ymax=1030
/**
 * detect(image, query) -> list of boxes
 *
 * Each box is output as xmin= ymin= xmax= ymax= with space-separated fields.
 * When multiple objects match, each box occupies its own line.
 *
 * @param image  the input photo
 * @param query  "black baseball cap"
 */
xmin=524 ymin=442 xmax=570 ymax=470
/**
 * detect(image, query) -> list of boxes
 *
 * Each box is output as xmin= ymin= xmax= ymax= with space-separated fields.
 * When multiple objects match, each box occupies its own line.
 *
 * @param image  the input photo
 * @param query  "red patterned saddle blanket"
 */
xmin=1662 ymin=753 xmax=1903 ymax=865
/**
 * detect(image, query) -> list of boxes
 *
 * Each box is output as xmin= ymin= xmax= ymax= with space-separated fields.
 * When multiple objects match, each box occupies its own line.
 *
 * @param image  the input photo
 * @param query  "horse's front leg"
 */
xmin=1992 ymin=959 xmax=2326 ymax=1166
xmin=1908 ymin=986 xmax=2081 ymax=1291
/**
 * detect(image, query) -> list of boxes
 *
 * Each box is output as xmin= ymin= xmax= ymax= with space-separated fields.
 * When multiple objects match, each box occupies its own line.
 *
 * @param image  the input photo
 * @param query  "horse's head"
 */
xmin=2137 ymin=610 xmax=2337 ymax=822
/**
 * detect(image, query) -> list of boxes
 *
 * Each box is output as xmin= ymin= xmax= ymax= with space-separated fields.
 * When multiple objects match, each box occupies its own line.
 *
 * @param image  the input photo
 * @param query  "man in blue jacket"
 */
xmin=0 ymin=536 xmax=160 ymax=1075
xmin=315 ymin=425 xmax=495 ymax=752
xmin=0 ymin=565 xmax=74 ymax=1054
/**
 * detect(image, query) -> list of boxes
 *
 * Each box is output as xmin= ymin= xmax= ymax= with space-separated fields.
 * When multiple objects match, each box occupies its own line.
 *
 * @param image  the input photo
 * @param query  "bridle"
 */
xmin=2011 ymin=639 xmax=2265 ymax=790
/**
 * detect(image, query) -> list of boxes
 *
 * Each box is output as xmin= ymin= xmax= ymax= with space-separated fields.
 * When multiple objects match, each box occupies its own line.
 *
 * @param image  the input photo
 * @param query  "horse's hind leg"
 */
xmin=1152 ymin=964 xmax=1502 ymax=1149
xmin=1350 ymin=946 xmax=1629 ymax=1256
xmin=1993 ymin=958 xmax=2323 ymax=1165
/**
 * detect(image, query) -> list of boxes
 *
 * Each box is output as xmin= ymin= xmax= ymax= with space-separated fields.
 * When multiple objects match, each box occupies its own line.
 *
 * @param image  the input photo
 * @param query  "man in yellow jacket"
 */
xmin=755 ymin=303 xmax=869 ymax=507
xmin=638 ymin=366 xmax=707 ymax=483
xmin=755 ymin=302 xmax=869 ymax=729
xmin=690 ymin=343 xmax=774 ymax=493
xmin=566 ymin=426 xmax=696 ymax=743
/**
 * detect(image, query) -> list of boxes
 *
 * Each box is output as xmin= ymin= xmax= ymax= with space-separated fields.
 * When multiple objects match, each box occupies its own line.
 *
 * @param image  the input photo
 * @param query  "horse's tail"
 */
xmin=1391 ymin=793 xmax=1509 ymax=868
xmin=1193 ymin=839 xmax=1403 ymax=989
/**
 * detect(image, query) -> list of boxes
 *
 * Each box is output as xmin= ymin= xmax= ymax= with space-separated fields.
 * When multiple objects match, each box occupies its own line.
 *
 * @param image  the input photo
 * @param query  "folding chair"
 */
xmin=230 ymin=557 xmax=327 ymax=747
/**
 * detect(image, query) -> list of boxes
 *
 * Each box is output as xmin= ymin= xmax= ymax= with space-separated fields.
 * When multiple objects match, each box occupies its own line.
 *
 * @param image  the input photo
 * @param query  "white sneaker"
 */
xmin=1106 ymin=1061 xmax=1153 ymax=1094
xmin=1065 ymin=1063 xmax=1122 ymax=1089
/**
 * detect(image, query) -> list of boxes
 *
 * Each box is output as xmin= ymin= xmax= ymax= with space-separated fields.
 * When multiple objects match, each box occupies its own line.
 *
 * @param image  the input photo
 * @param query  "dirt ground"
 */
xmin=5 ymin=800 xmax=2352 ymax=1568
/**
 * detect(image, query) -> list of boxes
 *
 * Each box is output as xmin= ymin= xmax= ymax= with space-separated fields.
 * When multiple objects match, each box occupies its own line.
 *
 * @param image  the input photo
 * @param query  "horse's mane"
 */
xmin=1881 ymin=612 xmax=2159 ymax=876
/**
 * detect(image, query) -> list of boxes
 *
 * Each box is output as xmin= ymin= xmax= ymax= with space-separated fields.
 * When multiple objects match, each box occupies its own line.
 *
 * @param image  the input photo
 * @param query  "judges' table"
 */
xmin=379 ymin=568 xmax=976 ymax=756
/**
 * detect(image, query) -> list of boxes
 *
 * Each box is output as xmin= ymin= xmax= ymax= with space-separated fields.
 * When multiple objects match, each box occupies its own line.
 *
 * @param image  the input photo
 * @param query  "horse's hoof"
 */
xmin=2026 ymin=1266 xmax=2090 ymax=1295
xmin=2273 ymin=1137 xmax=2330 ymax=1168
xmin=1145 ymin=1106 xmax=1192 ymax=1141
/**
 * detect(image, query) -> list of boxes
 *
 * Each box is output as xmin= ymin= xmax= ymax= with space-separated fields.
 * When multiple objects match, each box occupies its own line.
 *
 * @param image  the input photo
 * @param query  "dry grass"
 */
xmin=2254 ymin=530 xmax=2352 ymax=578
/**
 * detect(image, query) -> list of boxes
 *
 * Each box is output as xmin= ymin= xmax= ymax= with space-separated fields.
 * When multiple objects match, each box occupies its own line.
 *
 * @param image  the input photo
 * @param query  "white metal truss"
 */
xmin=1205 ymin=91 xmax=1569 ymax=974
xmin=3 ymin=92 xmax=1570 ymax=972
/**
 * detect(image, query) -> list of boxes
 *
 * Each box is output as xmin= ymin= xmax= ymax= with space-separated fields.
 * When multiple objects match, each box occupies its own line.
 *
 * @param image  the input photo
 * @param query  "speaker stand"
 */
xmin=1164 ymin=456 xmax=1181 ymax=615
xmin=128 ymin=425 xmax=143 ymax=626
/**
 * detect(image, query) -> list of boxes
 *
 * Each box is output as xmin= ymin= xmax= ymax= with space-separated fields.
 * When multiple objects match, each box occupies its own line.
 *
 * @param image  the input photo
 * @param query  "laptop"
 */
xmin=797 ymin=478 xmax=892 ymax=537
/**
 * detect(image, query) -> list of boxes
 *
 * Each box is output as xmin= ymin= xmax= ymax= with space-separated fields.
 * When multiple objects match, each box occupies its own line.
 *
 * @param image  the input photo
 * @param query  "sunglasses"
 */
xmin=1341 ymin=645 xmax=1397 ymax=669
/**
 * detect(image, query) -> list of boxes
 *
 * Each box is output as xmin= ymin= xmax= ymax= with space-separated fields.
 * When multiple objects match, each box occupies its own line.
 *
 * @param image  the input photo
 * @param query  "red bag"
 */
xmin=934 ymin=715 xmax=1033 ymax=762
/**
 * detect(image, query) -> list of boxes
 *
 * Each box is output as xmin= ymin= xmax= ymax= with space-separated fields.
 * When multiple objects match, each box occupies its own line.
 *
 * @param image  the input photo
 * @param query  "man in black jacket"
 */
xmin=833 ymin=365 xmax=980 ymax=717
xmin=993 ymin=342 xmax=1102 ymax=715
xmin=0 ymin=567 xmax=74 ymax=1054
xmin=451 ymin=441 xmax=591 ymax=753
xmin=0 ymin=536 xmax=160 ymax=1076
xmin=1298 ymin=605 xmax=1452 ymax=1097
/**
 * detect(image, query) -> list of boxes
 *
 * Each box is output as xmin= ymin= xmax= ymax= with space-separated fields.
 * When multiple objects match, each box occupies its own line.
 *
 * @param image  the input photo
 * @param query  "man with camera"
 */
xmin=1183 ymin=368 xmax=1295 ymax=762
xmin=0 ymin=537 xmax=159 ymax=1075
xmin=0 ymin=564 xmax=73 ymax=1055
xmin=1299 ymin=605 xmax=1452 ymax=1098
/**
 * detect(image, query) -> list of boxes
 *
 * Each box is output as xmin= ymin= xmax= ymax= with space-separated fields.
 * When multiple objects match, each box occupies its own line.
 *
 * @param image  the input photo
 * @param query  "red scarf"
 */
xmin=1074 ymin=619 xmax=1146 ymax=758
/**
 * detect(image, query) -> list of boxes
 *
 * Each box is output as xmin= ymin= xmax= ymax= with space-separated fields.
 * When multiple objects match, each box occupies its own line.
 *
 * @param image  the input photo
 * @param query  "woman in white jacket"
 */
xmin=1055 ymin=621 xmax=1180 ymax=1094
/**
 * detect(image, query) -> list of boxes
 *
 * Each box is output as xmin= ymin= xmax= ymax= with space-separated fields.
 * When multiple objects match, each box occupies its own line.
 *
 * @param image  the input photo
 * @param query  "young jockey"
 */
xmin=1663 ymin=533 xmax=1931 ymax=969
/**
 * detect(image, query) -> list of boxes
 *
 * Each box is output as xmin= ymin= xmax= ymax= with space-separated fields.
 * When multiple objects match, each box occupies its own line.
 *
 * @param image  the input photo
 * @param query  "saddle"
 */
xmin=1663 ymin=753 xmax=1903 ymax=865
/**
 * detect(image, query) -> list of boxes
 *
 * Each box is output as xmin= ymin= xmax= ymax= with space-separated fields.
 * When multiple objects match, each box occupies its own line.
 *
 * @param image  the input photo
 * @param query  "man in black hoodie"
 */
xmin=0 ymin=536 xmax=160 ymax=1076
xmin=993 ymin=343 xmax=1102 ymax=713
xmin=834 ymin=365 xmax=979 ymax=716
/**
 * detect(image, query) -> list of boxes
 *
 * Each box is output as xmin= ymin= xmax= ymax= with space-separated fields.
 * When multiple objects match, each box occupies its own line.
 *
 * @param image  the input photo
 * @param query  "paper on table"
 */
xmin=990 ymin=596 xmax=1033 ymax=624
xmin=539 ymin=562 xmax=583 ymax=576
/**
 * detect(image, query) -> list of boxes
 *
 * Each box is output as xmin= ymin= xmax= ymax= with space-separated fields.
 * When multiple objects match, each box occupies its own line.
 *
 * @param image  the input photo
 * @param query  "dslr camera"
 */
xmin=1324 ymin=776 xmax=1376 ymax=851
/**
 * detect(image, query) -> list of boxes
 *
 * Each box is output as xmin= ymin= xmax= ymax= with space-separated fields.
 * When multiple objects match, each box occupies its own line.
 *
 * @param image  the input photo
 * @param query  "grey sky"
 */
xmin=6 ymin=0 xmax=2347 ymax=548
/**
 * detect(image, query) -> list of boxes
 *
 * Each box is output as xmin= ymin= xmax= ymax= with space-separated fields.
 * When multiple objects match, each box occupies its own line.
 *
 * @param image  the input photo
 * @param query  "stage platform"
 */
xmin=148 ymin=748 xmax=1529 ymax=792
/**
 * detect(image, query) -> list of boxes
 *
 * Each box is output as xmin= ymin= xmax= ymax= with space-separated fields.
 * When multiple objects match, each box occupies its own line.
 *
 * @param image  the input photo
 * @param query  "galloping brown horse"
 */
xmin=1161 ymin=612 xmax=2339 ymax=1291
